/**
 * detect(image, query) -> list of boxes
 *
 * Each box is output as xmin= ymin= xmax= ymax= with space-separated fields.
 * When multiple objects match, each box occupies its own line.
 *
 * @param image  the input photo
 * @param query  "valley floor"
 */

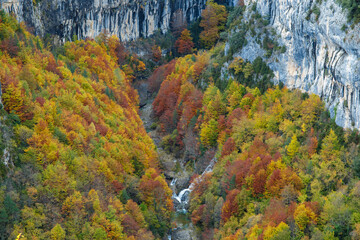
xmin=137 ymin=81 xmax=199 ymax=240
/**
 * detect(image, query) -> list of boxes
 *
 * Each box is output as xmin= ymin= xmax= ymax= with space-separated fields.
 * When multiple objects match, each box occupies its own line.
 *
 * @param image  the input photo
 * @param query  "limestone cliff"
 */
xmin=234 ymin=0 xmax=360 ymax=128
xmin=1 ymin=0 xmax=206 ymax=42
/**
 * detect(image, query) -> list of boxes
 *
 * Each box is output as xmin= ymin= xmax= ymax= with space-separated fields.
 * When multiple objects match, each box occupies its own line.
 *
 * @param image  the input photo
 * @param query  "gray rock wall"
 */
xmin=1 ymin=0 xmax=206 ymax=42
xmin=238 ymin=0 xmax=360 ymax=128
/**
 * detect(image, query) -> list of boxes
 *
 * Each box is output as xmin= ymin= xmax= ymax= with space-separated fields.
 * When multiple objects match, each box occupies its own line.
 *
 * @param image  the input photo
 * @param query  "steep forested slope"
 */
xmin=151 ymin=13 xmax=360 ymax=238
xmin=154 ymin=50 xmax=360 ymax=240
xmin=0 ymin=12 xmax=172 ymax=239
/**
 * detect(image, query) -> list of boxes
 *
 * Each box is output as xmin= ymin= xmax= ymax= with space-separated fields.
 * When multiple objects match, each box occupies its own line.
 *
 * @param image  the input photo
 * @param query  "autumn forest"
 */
xmin=1 ymin=1 xmax=360 ymax=240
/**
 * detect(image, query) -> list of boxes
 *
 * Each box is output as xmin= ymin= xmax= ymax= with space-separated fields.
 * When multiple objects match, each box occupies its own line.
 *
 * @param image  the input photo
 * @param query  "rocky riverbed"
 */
xmin=136 ymin=80 xmax=199 ymax=240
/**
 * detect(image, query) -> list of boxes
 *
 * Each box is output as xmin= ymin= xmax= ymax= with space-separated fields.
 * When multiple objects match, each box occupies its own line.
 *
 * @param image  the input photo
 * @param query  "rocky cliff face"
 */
xmin=1 ymin=0 xmax=206 ymax=42
xmin=236 ymin=0 xmax=360 ymax=128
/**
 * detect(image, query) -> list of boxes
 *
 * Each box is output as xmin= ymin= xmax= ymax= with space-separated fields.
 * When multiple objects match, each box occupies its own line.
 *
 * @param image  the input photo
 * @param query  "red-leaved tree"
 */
xmin=175 ymin=29 xmax=194 ymax=55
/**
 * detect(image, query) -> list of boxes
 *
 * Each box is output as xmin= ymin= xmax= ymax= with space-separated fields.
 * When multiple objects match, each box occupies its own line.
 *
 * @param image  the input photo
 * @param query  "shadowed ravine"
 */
xmin=137 ymin=81 xmax=216 ymax=240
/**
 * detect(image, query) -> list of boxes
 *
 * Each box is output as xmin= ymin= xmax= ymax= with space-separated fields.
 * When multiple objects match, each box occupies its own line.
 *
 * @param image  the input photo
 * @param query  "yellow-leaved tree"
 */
xmin=287 ymin=134 xmax=300 ymax=159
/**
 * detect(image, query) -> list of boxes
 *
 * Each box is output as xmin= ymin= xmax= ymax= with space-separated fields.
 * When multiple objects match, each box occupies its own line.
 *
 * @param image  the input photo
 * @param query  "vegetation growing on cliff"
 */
xmin=337 ymin=0 xmax=360 ymax=24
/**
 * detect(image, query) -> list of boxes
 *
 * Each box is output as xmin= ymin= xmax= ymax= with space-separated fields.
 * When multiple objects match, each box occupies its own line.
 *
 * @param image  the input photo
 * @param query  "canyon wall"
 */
xmin=236 ymin=0 xmax=360 ymax=128
xmin=1 ymin=0 xmax=206 ymax=41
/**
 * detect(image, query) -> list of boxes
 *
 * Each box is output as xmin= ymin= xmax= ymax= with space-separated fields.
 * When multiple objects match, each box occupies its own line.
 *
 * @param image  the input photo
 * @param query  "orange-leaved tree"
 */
xmin=199 ymin=0 xmax=227 ymax=49
xmin=175 ymin=29 xmax=194 ymax=55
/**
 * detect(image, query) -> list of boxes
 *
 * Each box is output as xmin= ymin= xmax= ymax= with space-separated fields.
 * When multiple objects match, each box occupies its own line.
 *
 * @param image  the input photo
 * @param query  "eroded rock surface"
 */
xmin=236 ymin=0 xmax=360 ymax=128
xmin=1 ymin=0 xmax=206 ymax=41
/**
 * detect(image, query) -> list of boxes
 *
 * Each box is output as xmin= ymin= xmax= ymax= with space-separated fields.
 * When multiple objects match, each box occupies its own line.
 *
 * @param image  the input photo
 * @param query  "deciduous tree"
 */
xmin=199 ymin=1 xmax=228 ymax=49
xmin=175 ymin=29 xmax=194 ymax=55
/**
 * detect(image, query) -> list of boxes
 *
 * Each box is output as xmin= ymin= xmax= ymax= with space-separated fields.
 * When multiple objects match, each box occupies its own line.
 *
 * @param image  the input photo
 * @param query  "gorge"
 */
xmin=1 ymin=0 xmax=360 ymax=239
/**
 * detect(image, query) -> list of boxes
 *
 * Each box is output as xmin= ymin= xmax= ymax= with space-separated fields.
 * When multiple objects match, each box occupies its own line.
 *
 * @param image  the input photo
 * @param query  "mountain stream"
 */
xmin=137 ymin=81 xmax=216 ymax=240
